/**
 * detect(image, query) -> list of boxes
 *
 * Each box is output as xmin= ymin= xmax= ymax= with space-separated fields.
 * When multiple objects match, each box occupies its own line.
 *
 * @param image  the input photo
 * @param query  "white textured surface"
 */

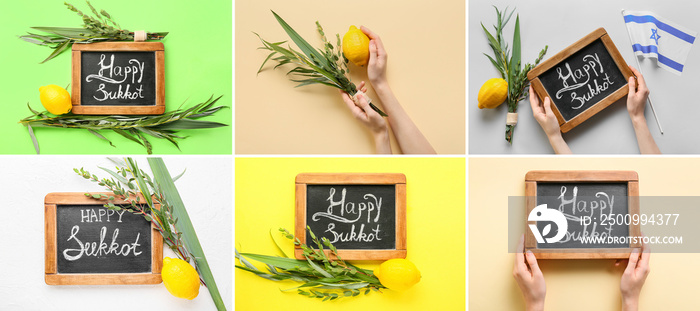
xmin=0 ymin=156 xmax=232 ymax=310
xmin=470 ymin=0 xmax=700 ymax=154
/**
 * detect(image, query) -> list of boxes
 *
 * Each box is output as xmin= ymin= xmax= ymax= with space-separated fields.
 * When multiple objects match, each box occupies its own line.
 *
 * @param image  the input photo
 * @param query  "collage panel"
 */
xmin=235 ymin=0 xmax=464 ymax=154
xmin=470 ymin=157 xmax=700 ymax=310
xmin=470 ymin=0 xmax=699 ymax=154
xmin=235 ymin=157 xmax=465 ymax=309
xmin=2 ymin=0 xmax=232 ymax=155
xmin=0 ymin=156 xmax=232 ymax=309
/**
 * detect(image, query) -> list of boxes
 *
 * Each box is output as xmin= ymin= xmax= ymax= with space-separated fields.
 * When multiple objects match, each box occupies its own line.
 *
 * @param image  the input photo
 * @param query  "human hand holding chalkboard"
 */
xmin=513 ymin=235 xmax=546 ymax=311
xmin=529 ymin=67 xmax=660 ymax=154
xmin=514 ymin=235 xmax=650 ymax=311
xmin=619 ymin=243 xmax=651 ymax=311
xmin=529 ymin=88 xmax=572 ymax=154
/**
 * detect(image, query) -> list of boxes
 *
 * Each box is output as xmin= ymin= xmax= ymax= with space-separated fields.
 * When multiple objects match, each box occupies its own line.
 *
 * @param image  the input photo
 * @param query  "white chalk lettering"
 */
xmin=554 ymin=186 xmax=617 ymax=243
xmin=84 ymin=53 xmax=147 ymax=102
xmin=311 ymin=187 xmax=385 ymax=245
xmin=554 ymin=53 xmax=614 ymax=109
xmin=62 ymin=225 xmax=142 ymax=261
xmin=79 ymin=208 xmax=126 ymax=223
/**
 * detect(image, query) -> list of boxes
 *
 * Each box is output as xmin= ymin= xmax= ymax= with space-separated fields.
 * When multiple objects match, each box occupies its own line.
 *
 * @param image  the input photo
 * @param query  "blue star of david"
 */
xmin=650 ymin=28 xmax=661 ymax=45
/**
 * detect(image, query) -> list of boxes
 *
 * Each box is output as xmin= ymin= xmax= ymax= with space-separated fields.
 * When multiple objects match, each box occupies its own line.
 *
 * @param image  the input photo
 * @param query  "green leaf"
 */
xmin=98 ymin=166 xmax=130 ymax=185
xmin=27 ymin=124 xmax=40 ymax=154
xmin=172 ymin=168 xmax=186 ymax=183
xmin=510 ymin=14 xmax=522 ymax=85
xmin=87 ymin=129 xmax=115 ymax=147
xmin=271 ymin=11 xmax=329 ymax=69
xmin=40 ymin=40 xmax=71 ymax=64
xmin=239 ymin=253 xmax=311 ymax=271
xmin=306 ymin=257 xmax=333 ymax=278
xmin=112 ymin=128 xmax=144 ymax=146
xmin=153 ymin=119 xmax=228 ymax=130
xmin=270 ymin=230 xmax=289 ymax=258
xmin=148 ymin=158 xmax=225 ymax=311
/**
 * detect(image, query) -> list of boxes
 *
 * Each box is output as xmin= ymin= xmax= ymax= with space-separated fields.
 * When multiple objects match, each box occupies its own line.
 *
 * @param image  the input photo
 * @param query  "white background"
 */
xmin=469 ymin=0 xmax=700 ymax=154
xmin=0 ymin=156 xmax=232 ymax=310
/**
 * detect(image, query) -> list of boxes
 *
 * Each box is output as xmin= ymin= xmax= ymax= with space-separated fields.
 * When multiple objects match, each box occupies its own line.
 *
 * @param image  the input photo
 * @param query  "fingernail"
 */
xmin=526 ymin=250 xmax=533 ymax=255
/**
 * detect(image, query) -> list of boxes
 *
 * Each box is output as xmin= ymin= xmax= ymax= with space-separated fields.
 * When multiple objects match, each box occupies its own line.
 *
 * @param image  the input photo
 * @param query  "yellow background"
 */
xmin=235 ymin=0 xmax=465 ymax=154
xmin=469 ymin=158 xmax=700 ymax=310
xmin=235 ymin=157 xmax=465 ymax=309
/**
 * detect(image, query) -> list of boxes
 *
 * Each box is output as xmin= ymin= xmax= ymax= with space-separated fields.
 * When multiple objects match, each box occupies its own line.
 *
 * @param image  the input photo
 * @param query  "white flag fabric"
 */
xmin=622 ymin=10 xmax=697 ymax=75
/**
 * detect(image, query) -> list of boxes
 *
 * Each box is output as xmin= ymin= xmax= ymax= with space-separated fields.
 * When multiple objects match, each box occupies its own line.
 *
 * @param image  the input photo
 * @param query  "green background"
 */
xmin=0 ymin=0 xmax=232 ymax=154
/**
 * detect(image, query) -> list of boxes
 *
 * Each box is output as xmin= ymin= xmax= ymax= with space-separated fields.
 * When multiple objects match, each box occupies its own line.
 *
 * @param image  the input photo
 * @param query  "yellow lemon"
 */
xmin=39 ymin=84 xmax=72 ymax=115
xmin=342 ymin=25 xmax=370 ymax=66
xmin=477 ymin=78 xmax=508 ymax=109
xmin=373 ymin=258 xmax=421 ymax=291
xmin=162 ymin=257 xmax=200 ymax=300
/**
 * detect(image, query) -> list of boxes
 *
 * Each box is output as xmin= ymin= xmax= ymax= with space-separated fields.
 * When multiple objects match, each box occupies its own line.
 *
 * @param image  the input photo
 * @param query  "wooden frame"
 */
xmin=295 ymin=173 xmax=407 ymax=260
xmin=527 ymin=28 xmax=634 ymax=132
xmin=71 ymin=42 xmax=165 ymax=115
xmin=45 ymin=192 xmax=163 ymax=285
xmin=525 ymin=171 xmax=640 ymax=259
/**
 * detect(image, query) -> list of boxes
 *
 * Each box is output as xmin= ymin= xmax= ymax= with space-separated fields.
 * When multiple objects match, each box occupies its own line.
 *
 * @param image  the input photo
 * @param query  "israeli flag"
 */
xmin=622 ymin=10 xmax=697 ymax=75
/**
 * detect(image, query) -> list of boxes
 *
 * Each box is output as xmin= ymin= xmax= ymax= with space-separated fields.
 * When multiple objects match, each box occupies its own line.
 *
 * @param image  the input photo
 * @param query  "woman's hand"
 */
xmin=340 ymin=81 xmax=391 ymax=154
xmin=361 ymin=26 xmax=388 ymax=86
xmin=513 ymin=234 xmax=546 ymax=311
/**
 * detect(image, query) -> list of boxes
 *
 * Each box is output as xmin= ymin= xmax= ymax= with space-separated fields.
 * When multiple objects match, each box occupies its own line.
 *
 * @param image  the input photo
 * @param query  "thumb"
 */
xmin=525 ymin=250 xmax=541 ymax=275
xmin=543 ymin=97 xmax=555 ymax=116
xmin=628 ymin=76 xmax=636 ymax=95
xmin=368 ymin=41 xmax=377 ymax=65
xmin=354 ymin=91 xmax=370 ymax=110
xmin=625 ymin=248 xmax=641 ymax=274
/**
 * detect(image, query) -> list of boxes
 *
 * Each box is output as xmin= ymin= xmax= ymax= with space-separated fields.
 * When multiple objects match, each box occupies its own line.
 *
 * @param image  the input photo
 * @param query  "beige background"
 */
xmin=235 ymin=0 xmax=465 ymax=154
xmin=469 ymin=158 xmax=700 ymax=310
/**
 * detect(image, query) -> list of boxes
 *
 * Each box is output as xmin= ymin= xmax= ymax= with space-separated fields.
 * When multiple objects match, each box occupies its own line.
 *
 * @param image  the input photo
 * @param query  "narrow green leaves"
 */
xmin=19 ymin=96 xmax=228 ymax=154
xmin=236 ymin=227 xmax=385 ymax=301
xmin=20 ymin=2 xmax=167 ymax=63
xmin=482 ymin=7 xmax=547 ymax=144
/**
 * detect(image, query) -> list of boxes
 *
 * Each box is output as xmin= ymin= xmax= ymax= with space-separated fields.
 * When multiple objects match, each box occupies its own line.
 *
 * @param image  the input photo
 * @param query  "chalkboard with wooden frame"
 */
xmin=45 ymin=192 xmax=163 ymax=285
xmin=295 ymin=173 xmax=407 ymax=260
xmin=525 ymin=171 xmax=640 ymax=259
xmin=71 ymin=42 xmax=165 ymax=115
xmin=527 ymin=28 xmax=635 ymax=133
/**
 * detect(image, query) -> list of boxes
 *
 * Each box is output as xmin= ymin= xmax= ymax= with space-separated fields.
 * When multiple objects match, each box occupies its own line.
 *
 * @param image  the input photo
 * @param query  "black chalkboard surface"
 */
xmin=295 ymin=173 xmax=407 ymax=260
xmin=536 ymin=183 xmax=629 ymax=249
xmin=56 ymin=204 xmax=152 ymax=273
xmin=71 ymin=42 xmax=165 ymax=115
xmin=45 ymin=193 xmax=162 ymax=285
xmin=528 ymin=28 xmax=634 ymax=133
xmin=80 ymin=51 xmax=156 ymax=106
xmin=305 ymin=185 xmax=396 ymax=250
xmin=538 ymin=39 xmax=626 ymax=122
xmin=525 ymin=171 xmax=640 ymax=259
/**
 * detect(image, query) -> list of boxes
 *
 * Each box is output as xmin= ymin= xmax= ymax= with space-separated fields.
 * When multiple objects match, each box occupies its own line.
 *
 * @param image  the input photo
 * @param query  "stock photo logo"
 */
xmin=528 ymin=204 xmax=568 ymax=243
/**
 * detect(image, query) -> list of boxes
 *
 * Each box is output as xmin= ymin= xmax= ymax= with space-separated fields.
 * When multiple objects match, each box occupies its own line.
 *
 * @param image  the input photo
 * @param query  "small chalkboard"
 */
xmin=295 ymin=173 xmax=407 ymax=260
xmin=525 ymin=171 xmax=640 ymax=259
xmin=528 ymin=28 xmax=634 ymax=132
xmin=71 ymin=42 xmax=165 ymax=115
xmin=45 ymin=193 xmax=163 ymax=285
